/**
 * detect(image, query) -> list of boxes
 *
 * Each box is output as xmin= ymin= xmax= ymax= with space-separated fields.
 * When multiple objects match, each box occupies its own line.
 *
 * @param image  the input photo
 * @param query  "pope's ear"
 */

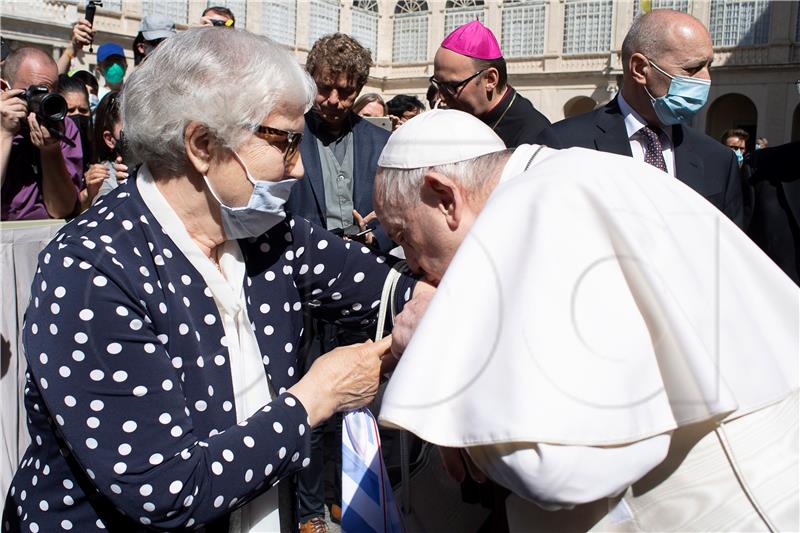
xmin=184 ymin=122 xmax=212 ymax=175
xmin=422 ymin=171 xmax=464 ymax=230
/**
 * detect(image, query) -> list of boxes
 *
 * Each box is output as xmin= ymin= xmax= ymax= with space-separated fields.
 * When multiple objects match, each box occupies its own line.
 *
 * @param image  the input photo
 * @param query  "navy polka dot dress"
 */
xmin=2 ymin=176 xmax=415 ymax=532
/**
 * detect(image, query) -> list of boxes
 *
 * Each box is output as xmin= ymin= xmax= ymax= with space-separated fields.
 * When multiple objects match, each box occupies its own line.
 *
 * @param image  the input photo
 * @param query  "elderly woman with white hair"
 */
xmin=2 ymin=29 xmax=421 ymax=532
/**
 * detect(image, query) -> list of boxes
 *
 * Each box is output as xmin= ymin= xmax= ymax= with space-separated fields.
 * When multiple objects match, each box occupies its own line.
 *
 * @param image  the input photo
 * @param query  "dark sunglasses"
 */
xmin=253 ymin=125 xmax=303 ymax=163
xmin=429 ymin=69 xmax=486 ymax=97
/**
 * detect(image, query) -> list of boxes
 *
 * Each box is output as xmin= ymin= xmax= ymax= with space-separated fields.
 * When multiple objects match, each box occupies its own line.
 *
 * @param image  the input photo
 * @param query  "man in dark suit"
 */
xmin=744 ymin=142 xmax=800 ymax=284
xmin=545 ymin=9 xmax=743 ymax=227
xmin=287 ymin=33 xmax=391 ymax=533
xmin=287 ymin=33 xmax=392 ymax=253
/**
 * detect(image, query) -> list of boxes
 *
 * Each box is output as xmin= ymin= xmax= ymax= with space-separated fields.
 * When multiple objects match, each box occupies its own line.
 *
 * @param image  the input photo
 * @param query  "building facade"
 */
xmin=2 ymin=0 xmax=799 ymax=145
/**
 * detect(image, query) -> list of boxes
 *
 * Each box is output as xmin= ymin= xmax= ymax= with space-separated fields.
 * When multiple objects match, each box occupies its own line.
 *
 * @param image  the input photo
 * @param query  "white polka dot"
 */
xmin=86 ymin=417 xmax=100 ymax=429
xmin=354 ymin=272 xmax=365 ymax=283
xmin=171 ymin=426 xmax=182 ymax=437
xmin=262 ymin=355 xmax=270 ymax=365
xmin=259 ymin=304 xmax=270 ymax=314
xmin=122 ymin=220 xmax=133 ymax=230
xmin=195 ymin=400 xmax=207 ymax=412
xmin=71 ymin=350 xmax=85 ymax=362
xmin=283 ymin=302 xmax=290 ymax=312
xmin=172 ymin=357 xmax=183 ymax=369
xmin=85 ymin=438 xmax=98 ymax=449
xmin=317 ymin=240 xmax=328 ymax=250
xmin=64 ymin=395 xmax=76 ymax=407
xmin=313 ymin=264 xmax=325 ymax=275
xmin=293 ymin=301 xmax=302 ymax=311
xmin=139 ymin=484 xmax=152 ymax=497
xmin=39 ymin=353 xmax=48 ymax=364
xmin=62 ymin=257 xmax=74 ymax=268
xmin=142 ymin=502 xmax=155 ymax=512
xmin=288 ymin=367 xmax=295 ymax=377
xmin=291 ymin=451 xmax=300 ymax=462
xmin=112 ymin=371 xmax=127 ymax=382
xmin=159 ymin=413 xmax=172 ymax=425
xmin=278 ymin=447 xmax=286 ymax=459
xmin=49 ymin=323 xmax=58 ymax=335
xmin=74 ymin=332 xmax=88 ymax=344
xmin=113 ymin=462 xmax=127 ymax=474
xmin=223 ymin=401 xmax=233 ymax=412
xmin=158 ymin=302 xmax=167 ymax=314
xmin=243 ymin=436 xmax=255 ymax=448
xmin=63 ymin=479 xmax=74 ymax=489
xmin=299 ymin=264 xmax=309 ymax=275
xmin=169 ymin=480 xmax=183 ymax=494
xmin=92 ymin=276 xmax=107 ymax=287
xmin=212 ymin=462 xmax=223 ymax=475
xmin=263 ymin=325 xmax=274 ymax=335
xmin=39 ymin=500 xmax=48 ymax=511
xmin=106 ymin=343 xmax=122 ymax=355
xmin=264 ymin=464 xmax=273 ymax=476
xmin=204 ymin=314 xmax=216 ymax=325
xmin=179 ymin=323 xmax=189 ymax=335
xmin=302 ymin=457 xmax=311 ymax=467
xmin=133 ymin=386 xmax=147 ymax=397
xmin=149 ymin=453 xmax=163 ymax=465
xmin=89 ymin=369 xmax=104 ymax=381
xmin=162 ymin=379 xmax=173 ymax=391
xmin=118 ymin=443 xmax=131 ymax=456
xmin=214 ymin=495 xmax=224 ymax=508
xmin=181 ymin=275 xmax=192 ymax=285
xmin=122 ymin=420 xmax=137 ymax=433
xmin=331 ymin=292 xmax=342 ymax=301
xmin=283 ymin=265 xmax=293 ymax=275
xmin=78 ymin=309 xmax=94 ymax=321
xmin=40 ymin=378 xmax=49 ymax=389
xmin=59 ymin=366 xmax=70 ymax=378
xmin=299 ymin=424 xmax=306 ymax=436
xmin=158 ymin=334 xmax=169 ymax=344
xmin=214 ymin=355 xmax=225 ymax=366
xmin=244 ymin=469 xmax=253 ymax=482
xmin=222 ymin=449 xmax=234 ymax=462
xmin=61 ymin=519 xmax=73 ymax=530
xmin=129 ymin=319 xmax=143 ymax=331
xmin=54 ymin=286 xmax=66 ymax=298
xmin=50 ymin=302 xmax=60 ymax=314
xmin=63 ymin=495 xmax=74 ymax=506
xmin=143 ymin=282 xmax=154 ymax=294
xmin=89 ymin=400 xmax=104 ymax=412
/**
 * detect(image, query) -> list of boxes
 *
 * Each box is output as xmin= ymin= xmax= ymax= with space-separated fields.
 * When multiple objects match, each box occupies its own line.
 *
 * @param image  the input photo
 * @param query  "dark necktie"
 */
xmin=640 ymin=125 xmax=667 ymax=173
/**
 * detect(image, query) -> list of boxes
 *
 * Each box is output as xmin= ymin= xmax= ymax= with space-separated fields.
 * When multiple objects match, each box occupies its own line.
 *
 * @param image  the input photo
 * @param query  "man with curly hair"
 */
xmin=287 ymin=33 xmax=392 ymax=533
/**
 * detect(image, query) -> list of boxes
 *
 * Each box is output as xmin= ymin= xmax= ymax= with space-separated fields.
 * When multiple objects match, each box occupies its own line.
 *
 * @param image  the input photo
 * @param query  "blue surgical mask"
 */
xmin=204 ymin=151 xmax=297 ymax=240
xmin=643 ymin=58 xmax=710 ymax=126
xmin=89 ymin=93 xmax=100 ymax=114
xmin=733 ymin=148 xmax=744 ymax=165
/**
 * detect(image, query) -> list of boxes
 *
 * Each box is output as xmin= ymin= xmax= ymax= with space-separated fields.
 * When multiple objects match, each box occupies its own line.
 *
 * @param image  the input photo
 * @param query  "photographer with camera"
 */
xmin=1 ymin=47 xmax=83 ymax=220
xmin=199 ymin=5 xmax=235 ymax=27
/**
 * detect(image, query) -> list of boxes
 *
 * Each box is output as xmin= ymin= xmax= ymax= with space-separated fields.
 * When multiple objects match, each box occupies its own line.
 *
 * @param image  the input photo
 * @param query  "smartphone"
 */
xmin=363 ymin=116 xmax=392 ymax=132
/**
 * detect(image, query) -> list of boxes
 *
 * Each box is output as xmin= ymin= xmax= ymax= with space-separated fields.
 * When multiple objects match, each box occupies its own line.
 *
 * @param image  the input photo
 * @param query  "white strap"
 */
xmin=375 ymin=262 xmax=408 ymax=342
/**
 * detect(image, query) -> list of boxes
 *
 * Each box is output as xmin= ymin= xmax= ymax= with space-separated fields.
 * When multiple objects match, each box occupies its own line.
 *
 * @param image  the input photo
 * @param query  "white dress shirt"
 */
xmin=617 ymin=91 xmax=676 ymax=177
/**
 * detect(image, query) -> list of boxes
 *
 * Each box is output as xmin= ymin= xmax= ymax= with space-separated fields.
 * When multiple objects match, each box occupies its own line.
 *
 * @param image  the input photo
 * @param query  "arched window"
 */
xmin=709 ymin=0 xmax=771 ymax=47
xmin=204 ymin=0 xmax=246 ymax=28
xmin=309 ymin=0 xmax=341 ymax=47
xmin=562 ymin=0 xmax=613 ymax=54
xmin=260 ymin=1 xmax=296 ymax=47
xmin=501 ymin=0 xmax=546 ymax=58
xmin=352 ymin=0 xmax=379 ymax=60
xmin=393 ymin=0 xmax=429 ymax=63
xmin=142 ymin=0 xmax=187 ymax=24
xmin=444 ymin=0 xmax=484 ymax=37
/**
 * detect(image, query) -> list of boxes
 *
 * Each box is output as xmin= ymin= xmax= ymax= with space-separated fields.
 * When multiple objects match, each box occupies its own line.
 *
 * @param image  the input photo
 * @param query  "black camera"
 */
xmin=22 ymin=85 xmax=67 ymax=126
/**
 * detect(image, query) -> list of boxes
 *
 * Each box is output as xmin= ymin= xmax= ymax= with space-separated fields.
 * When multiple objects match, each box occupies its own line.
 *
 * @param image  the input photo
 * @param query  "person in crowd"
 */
xmin=744 ymin=141 xmax=800 ymax=284
xmin=133 ymin=14 xmax=176 ymax=66
xmin=95 ymin=43 xmax=127 ymax=99
xmin=426 ymin=82 xmax=444 ymax=109
xmin=377 ymin=109 xmax=798 ymax=532
xmin=286 ymin=32 xmax=392 ymax=533
xmin=56 ymin=73 xmax=93 ymax=169
xmin=386 ymin=94 xmax=425 ymax=130
xmin=0 ymin=37 xmax=9 ymax=67
xmin=352 ymin=92 xmax=386 ymax=118
xmin=56 ymin=18 xmax=94 ymax=75
xmin=547 ymin=10 xmax=743 ymax=227
xmin=721 ymin=127 xmax=749 ymax=166
xmin=70 ymin=69 xmax=99 ymax=113
xmin=1 ymin=28 xmax=426 ymax=532
xmin=1 ymin=47 xmax=83 ymax=220
xmin=200 ymin=5 xmax=236 ymax=27
xmin=78 ymin=90 xmax=128 ymax=210
xmin=756 ymin=136 xmax=768 ymax=150
xmin=432 ymin=20 xmax=553 ymax=147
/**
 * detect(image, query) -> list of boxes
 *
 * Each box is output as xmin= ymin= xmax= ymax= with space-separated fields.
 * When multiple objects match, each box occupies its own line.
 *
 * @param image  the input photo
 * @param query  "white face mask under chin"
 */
xmin=203 ymin=151 xmax=298 ymax=241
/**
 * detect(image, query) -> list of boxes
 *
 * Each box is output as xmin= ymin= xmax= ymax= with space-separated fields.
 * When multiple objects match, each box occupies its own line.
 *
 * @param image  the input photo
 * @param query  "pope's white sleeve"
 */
xmin=466 ymin=434 xmax=671 ymax=510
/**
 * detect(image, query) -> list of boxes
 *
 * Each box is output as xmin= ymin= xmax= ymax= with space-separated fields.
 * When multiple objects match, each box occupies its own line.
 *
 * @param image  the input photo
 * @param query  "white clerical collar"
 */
xmin=618 ymin=91 xmax=672 ymax=142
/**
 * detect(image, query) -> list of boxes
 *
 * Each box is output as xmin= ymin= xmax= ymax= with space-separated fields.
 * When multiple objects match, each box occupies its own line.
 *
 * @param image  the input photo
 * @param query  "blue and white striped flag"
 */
xmin=341 ymin=408 xmax=405 ymax=533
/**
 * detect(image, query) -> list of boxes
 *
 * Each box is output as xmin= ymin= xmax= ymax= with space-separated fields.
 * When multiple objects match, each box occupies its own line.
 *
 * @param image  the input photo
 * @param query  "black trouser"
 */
xmin=296 ymin=320 xmax=368 ymax=522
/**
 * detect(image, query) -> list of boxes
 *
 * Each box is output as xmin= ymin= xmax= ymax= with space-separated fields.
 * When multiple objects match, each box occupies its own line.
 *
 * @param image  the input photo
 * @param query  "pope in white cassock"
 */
xmin=374 ymin=110 xmax=798 ymax=532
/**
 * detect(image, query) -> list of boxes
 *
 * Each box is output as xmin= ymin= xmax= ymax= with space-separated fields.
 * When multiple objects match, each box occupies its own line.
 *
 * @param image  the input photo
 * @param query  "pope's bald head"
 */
xmin=621 ymin=10 xmax=710 ymax=73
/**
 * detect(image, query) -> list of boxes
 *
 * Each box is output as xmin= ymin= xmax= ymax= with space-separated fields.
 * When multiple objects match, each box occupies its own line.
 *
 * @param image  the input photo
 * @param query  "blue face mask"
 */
xmin=733 ymin=148 xmax=744 ymax=165
xmin=89 ymin=93 xmax=100 ymax=114
xmin=643 ymin=58 xmax=711 ymax=126
xmin=204 ymin=151 xmax=297 ymax=240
